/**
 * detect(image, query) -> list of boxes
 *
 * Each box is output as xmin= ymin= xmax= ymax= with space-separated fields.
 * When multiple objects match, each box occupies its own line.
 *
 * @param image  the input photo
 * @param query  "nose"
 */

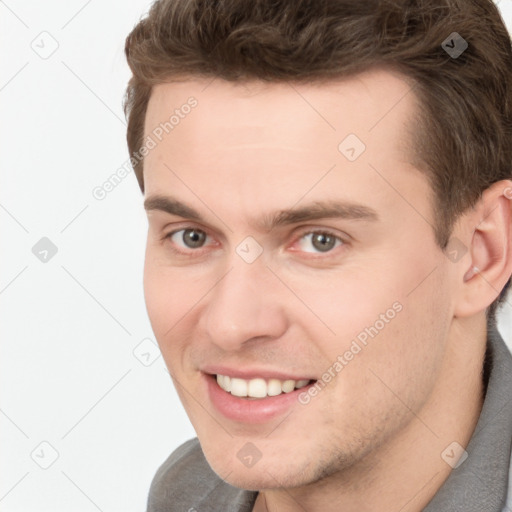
xmin=198 ymin=258 xmax=289 ymax=351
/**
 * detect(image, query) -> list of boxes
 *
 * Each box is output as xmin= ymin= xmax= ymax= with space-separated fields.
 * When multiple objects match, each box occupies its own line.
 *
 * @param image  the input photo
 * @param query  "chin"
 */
xmin=202 ymin=445 xmax=317 ymax=491
xmin=221 ymin=467 xmax=311 ymax=492
xmin=222 ymin=472 xmax=273 ymax=491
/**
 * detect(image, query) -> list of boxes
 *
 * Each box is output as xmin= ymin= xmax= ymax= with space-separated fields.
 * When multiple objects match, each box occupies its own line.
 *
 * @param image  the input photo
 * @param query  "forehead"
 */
xmin=142 ymin=69 xmax=426 ymax=224
xmin=145 ymin=69 xmax=416 ymax=146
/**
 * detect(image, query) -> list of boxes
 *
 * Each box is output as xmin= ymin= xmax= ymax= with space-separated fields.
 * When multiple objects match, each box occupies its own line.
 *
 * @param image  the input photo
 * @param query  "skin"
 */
xmin=141 ymin=70 xmax=512 ymax=511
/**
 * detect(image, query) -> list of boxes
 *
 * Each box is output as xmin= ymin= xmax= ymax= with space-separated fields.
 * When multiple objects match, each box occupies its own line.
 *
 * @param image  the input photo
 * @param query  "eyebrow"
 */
xmin=144 ymin=195 xmax=379 ymax=231
xmin=144 ymin=196 xmax=201 ymax=220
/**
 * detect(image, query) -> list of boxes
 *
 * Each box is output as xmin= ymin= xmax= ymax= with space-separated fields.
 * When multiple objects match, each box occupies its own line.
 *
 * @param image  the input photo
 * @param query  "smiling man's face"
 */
xmin=142 ymin=70 xmax=462 ymax=490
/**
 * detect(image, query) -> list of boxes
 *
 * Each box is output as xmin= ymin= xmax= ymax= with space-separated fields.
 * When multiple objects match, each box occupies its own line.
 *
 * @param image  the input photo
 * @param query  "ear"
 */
xmin=453 ymin=179 xmax=512 ymax=318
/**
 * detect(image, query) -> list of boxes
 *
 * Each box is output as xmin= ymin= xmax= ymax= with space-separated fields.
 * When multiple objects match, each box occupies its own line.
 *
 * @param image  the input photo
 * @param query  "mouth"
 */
xmin=215 ymin=374 xmax=314 ymax=400
xmin=204 ymin=372 xmax=318 ymax=423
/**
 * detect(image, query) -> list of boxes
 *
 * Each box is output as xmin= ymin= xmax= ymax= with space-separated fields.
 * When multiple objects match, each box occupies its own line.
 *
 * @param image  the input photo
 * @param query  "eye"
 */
xmin=297 ymin=231 xmax=343 ymax=253
xmin=168 ymin=228 xmax=210 ymax=249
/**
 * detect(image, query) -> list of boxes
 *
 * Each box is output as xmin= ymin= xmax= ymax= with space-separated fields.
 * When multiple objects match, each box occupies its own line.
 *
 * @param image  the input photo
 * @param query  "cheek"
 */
xmin=143 ymin=261 xmax=171 ymax=339
xmin=143 ymin=253 xmax=196 ymax=348
xmin=337 ymin=267 xmax=451 ymax=420
xmin=293 ymin=245 xmax=451 ymax=398
xmin=280 ymin=269 xmax=400 ymax=356
xmin=142 ymin=250 xmax=224 ymax=379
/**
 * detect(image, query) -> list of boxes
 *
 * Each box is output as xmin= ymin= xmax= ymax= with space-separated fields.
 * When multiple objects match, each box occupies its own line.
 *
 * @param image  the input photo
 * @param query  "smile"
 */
xmin=216 ymin=374 xmax=312 ymax=399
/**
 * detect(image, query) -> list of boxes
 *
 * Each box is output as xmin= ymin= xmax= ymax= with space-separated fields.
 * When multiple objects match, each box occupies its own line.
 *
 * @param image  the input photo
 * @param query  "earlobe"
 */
xmin=454 ymin=180 xmax=512 ymax=318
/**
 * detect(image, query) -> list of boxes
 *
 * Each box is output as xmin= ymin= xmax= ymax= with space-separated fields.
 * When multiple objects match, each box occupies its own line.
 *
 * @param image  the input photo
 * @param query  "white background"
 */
xmin=1 ymin=1 xmax=512 ymax=511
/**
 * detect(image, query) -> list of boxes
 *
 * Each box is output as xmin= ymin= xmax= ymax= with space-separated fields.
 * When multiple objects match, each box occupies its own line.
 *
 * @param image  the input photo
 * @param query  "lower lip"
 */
xmin=205 ymin=373 xmax=315 ymax=423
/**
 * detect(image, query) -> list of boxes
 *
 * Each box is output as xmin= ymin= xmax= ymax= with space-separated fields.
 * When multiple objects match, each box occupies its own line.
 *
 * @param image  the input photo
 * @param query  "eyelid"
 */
xmin=290 ymin=226 xmax=349 ymax=244
xmin=161 ymin=221 xmax=215 ymax=241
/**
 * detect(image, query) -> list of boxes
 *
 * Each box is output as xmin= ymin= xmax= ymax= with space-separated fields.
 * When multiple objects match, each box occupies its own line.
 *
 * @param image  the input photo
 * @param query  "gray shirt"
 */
xmin=147 ymin=326 xmax=512 ymax=511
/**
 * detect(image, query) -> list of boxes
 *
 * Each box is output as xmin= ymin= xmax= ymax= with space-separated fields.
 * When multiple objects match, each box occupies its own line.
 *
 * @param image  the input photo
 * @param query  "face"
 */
xmin=142 ymin=70 xmax=457 ymax=490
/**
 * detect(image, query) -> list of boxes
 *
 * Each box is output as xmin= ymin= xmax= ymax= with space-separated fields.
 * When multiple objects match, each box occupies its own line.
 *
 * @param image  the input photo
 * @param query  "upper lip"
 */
xmin=201 ymin=365 xmax=315 ymax=381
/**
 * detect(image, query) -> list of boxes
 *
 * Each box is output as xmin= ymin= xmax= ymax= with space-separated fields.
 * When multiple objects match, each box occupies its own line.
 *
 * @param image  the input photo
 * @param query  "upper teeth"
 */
xmin=216 ymin=374 xmax=310 ymax=398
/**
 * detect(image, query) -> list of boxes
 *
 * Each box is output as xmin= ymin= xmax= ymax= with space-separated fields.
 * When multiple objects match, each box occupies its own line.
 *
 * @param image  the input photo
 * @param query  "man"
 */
xmin=123 ymin=0 xmax=512 ymax=510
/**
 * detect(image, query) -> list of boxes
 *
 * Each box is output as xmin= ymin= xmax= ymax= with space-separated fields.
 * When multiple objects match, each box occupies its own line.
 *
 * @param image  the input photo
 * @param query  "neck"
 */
xmin=254 ymin=314 xmax=487 ymax=512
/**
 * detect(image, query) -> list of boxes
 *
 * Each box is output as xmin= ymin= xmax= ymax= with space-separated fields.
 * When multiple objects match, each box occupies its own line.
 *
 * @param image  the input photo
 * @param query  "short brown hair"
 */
xmin=124 ymin=0 xmax=512 ymax=322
